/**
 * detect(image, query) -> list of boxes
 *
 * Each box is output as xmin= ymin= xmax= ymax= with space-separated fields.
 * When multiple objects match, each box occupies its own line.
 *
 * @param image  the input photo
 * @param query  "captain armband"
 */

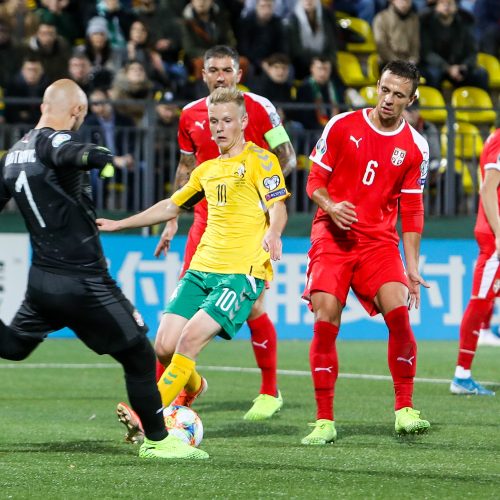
xmin=264 ymin=125 xmax=291 ymax=150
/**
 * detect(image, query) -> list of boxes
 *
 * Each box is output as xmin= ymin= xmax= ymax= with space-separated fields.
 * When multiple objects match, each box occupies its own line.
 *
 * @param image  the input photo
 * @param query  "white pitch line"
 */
xmin=0 ymin=363 xmax=497 ymax=386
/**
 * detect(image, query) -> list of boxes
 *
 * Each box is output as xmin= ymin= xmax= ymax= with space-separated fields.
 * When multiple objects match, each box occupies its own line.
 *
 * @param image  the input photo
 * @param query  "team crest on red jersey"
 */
xmin=391 ymin=147 xmax=406 ymax=166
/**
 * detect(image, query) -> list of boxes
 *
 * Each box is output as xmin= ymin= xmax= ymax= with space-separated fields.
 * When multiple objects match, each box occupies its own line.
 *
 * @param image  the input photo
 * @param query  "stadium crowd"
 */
xmin=0 ymin=0 xmax=498 ymax=214
xmin=0 ymin=0 xmax=498 ymax=128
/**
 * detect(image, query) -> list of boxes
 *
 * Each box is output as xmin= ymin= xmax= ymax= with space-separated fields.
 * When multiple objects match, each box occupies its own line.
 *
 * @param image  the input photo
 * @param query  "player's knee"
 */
xmin=248 ymin=293 xmax=266 ymax=320
xmin=176 ymin=328 xmax=203 ymax=359
xmin=112 ymin=337 xmax=156 ymax=376
xmin=0 ymin=326 xmax=41 ymax=361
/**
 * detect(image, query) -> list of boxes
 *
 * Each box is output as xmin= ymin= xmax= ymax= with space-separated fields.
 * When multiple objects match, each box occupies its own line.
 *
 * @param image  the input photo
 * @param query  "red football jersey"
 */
xmin=309 ymin=108 xmax=429 ymax=244
xmin=475 ymin=128 xmax=500 ymax=235
xmin=178 ymin=92 xmax=282 ymax=221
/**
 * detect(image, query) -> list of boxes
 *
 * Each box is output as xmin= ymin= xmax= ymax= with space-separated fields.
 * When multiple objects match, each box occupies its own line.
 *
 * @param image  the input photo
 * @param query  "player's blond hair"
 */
xmin=208 ymin=87 xmax=246 ymax=116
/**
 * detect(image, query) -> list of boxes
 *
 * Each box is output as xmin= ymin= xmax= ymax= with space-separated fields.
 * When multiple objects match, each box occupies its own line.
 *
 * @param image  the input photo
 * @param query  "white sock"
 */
xmin=455 ymin=366 xmax=471 ymax=379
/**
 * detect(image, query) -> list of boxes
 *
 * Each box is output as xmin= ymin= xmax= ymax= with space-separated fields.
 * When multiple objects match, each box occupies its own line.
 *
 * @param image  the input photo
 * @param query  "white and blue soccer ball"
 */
xmin=163 ymin=405 xmax=203 ymax=447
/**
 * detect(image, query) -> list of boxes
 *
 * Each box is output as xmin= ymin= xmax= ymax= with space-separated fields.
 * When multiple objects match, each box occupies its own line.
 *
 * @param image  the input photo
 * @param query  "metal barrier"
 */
xmin=0 ymin=97 xmax=495 ymax=216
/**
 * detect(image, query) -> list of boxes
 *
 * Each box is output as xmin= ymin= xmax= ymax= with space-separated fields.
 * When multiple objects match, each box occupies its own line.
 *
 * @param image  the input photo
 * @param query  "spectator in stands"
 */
xmin=94 ymin=0 xmax=137 ymax=50
xmin=4 ymin=56 xmax=48 ymax=124
xmin=67 ymin=54 xmax=95 ymax=96
xmin=473 ymin=0 xmax=500 ymax=58
xmin=36 ymin=0 xmax=81 ymax=45
xmin=373 ymin=0 xmax=420 ymax=69
xmin=419 ymin=0 xmax=489 ymax=90
xmin=110 ymin=60 xmax=156 ymax=125
xmin=242 ymin=0 xmax=297 ymax=18
xmin=135 ymin=0 xmax=187 ymax=89
xmin=181 ymin=0 xmax=239 ymax=79
xmin=0 ymin=20 xmax=24 ymax=90
xmin=126 ymin=20 xmax=169 ymax=87
xmin=284 ymin=0 xmax=339 ymax=80
xmin=75 ymin=16 xmax=126 ymax=91
xmin=0 ymin=0 xmax=39 ymax=44
xmin=154 ymin=89 xmax=180 ymax=202
xmin=237 ymin=0 xmax=286 ymax=76
xmin=251 ymin=53 xmax=300 ymax=128
xmin=81 ymin=87 xmax=136 ymax=209
xmin=403 ymin=99 xmax=441 ymax=180
xmin=25 ymin=21 xmax=71 ymax=83
xmin=296 ymin=56 xmax=340 ymax=131
xmin=335 ymin=0 xmax=387 ymax=24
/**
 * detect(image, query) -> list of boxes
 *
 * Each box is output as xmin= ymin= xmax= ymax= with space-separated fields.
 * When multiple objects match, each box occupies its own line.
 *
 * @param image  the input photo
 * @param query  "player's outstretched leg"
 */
xmin=394 ymin=407 xmax=430 ymax=435
xmin=173 ymin=376 xmax=208 ymax=407
xmin=244 ymin=311 xmax=283 ymax=420
xmin=301 ymin=419 xmax=337 ymax=445
xmin=116 ymin=401 xmax=145 ymax=444
xmin=139 ymin=435 xmax=209 ymax=460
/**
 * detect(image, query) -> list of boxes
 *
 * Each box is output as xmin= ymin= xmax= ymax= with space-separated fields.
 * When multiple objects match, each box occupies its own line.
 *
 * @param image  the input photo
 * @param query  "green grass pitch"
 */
xmin=0 ymin=339 xmax=499 ymax=499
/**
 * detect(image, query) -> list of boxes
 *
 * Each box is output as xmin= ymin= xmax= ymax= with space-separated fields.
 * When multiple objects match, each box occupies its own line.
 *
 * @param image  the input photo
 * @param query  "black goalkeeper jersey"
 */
xmin=0 ymin=128 xmax=108 ymax=275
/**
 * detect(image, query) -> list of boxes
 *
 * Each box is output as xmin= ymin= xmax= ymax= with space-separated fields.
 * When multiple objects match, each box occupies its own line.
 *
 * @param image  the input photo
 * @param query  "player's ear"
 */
xmin=236 ymin=68 xmax=242 ymax=84
xmin=407 ymin=94 xmax=417 ymax=108
xmin=241 ymin=112 xmax=248 ymax=130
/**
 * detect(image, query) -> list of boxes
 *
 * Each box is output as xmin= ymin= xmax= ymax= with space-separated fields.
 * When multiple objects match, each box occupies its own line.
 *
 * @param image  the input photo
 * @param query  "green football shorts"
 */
xmin=164 ymin=270 xmax=265 ymax=339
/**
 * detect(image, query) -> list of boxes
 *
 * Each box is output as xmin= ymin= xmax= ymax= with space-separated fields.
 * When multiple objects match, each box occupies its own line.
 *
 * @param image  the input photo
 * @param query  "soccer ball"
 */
xmin=163 ymin=404 xmax=203 ymax=447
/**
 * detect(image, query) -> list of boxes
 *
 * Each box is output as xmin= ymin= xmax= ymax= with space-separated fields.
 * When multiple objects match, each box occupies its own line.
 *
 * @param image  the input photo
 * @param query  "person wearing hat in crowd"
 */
xmin=74 ymin=16 xmax=126 ymax=90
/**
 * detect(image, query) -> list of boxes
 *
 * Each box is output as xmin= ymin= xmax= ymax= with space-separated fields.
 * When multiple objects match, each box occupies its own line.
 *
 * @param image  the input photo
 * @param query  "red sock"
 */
xmin=385 ymin=306 xmax=417 ymax=410
xmin=480 ymin=301 xmax=494 ymax=330
xmin=457 ymin=298 xmax=492 ymax=370
xmin=155 ymin=359 xmax=165 ymax=383
xmin=310 ymin=321 xmax=339 ymax=421
xmin=247 ymin=313 xmax=277 ymax=396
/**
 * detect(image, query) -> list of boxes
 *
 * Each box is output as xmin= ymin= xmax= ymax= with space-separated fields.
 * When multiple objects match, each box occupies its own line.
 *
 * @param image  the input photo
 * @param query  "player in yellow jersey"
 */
xmin=97 ymin=87 xmax=289 ymax=456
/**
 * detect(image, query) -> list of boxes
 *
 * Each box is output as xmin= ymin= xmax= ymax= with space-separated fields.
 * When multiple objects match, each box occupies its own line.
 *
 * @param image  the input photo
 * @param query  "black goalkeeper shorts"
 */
xmin=10 ymin=266 xmax=149 ymax=354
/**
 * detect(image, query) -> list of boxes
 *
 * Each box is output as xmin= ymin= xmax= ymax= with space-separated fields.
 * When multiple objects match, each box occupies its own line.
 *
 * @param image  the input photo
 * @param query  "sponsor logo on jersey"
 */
xmin=263 ymin=175 xmax=280 ymax=191
xmin=493 ymin=279 xmax=500 ymax=294
xmin=391 ymin=147 xmax=406 ymax=166
xmin=194 ymin=120 xmax=206 ymax=130
xmin=265 ymin=187 xmax=287 ymax=201
xmin=269 ymin=111 xmax=281 ymax=127
xmin=349 ymin=135 xmax=362 ymax=148
xmin=51 ymin=133 xmax=72 ymax=148
xmin=315 ymin=138 xmax=327 ymax=155
xmin=418 ymin=159 xmax=429 ymax=185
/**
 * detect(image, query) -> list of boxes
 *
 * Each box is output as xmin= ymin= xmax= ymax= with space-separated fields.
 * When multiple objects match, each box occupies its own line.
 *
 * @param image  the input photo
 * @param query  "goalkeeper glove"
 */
xmin=83 ymin=146 xmax=115 ymax=178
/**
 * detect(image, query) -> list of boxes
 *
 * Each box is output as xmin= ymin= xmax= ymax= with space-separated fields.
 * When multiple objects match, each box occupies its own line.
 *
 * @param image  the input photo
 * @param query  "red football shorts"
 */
xmin=302 ymin=238 xmax=409 ymax=316
xmin=179 ymin=219 xmax=207 ymax=278
xmin=471 ymin=232 xmax=500 ymax=299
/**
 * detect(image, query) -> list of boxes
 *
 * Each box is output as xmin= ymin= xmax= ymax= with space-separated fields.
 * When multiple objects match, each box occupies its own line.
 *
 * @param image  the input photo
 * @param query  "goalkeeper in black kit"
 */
xmin=0 ymin=79 xmax=208 ymax=460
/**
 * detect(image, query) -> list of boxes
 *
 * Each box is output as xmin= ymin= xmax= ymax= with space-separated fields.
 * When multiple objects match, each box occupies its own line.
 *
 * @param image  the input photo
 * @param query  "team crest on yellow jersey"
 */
xmin=234 ymin=162 xmax=246 ymax=178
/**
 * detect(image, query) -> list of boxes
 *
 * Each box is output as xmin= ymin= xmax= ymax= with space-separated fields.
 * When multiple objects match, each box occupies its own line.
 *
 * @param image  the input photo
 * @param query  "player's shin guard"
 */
xmin=310 ymin=321 xmax=339 ymax=421
xmin=158 ymin=353 xmax=195 ymax=407
xmin=385 ymin=306 xmax=417 ymax=410
xmin=112 ymin=338 xmax=167 ymax=442
xmin=457 ymin=298 xmax=492 ymax=370
xmin=247 ymin=313 xmax=278 ymax=396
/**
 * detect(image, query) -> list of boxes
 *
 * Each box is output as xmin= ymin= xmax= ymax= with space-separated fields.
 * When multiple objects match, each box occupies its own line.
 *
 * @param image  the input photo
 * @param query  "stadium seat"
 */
xmin=359 ymin=85 xmax=378 ymax=106
xmin=441 ymin=122 xmax=484 ymax=160
xmin=336 ymin=51 xmax=374 ymax=87
xmin=366 ymin=53 xmax=380 ymax=83
xmin=417 ymin=86 xmax=447 ymax=124
xmin=477 ymin=52 xmax=500 ymax=89
xmin=335 ymin=13 xmax=376 ymax=54
xmin=451 ymin=86 xmax=497 ymax=124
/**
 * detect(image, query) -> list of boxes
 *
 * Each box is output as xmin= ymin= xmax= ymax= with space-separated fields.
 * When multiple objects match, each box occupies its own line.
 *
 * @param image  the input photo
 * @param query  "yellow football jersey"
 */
xmin=171 ymin=142 xmax=290 ymax=280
